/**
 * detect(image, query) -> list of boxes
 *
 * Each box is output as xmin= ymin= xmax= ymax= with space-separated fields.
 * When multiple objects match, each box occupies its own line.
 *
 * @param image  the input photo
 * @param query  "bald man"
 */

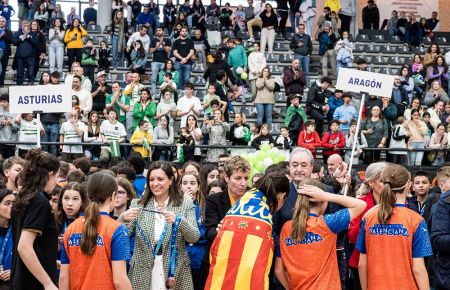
xmin=327 ymin=154 xmax=344 ymax=178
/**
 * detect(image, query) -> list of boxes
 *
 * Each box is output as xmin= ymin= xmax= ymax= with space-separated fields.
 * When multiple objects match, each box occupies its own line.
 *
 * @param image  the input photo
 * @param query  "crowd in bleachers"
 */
xmin=0 ymin=0 xmax=448 ymax=167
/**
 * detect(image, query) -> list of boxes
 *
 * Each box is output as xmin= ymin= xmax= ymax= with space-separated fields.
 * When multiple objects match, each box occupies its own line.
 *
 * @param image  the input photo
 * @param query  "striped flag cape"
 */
xmin=205 ymin=190 xmax=274 ymax=290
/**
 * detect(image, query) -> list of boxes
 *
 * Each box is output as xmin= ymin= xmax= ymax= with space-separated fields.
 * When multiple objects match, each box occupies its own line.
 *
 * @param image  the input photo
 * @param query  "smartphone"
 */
xmin=207 ymin=114 xmax=214 ymax=120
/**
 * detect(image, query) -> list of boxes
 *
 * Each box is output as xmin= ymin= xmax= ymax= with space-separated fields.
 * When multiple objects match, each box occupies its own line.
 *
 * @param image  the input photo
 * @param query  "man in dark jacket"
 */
xmin=0 ymin=16 xmax=13 ymax=86
xmin=317 ymin=22 xmax=337 ymax=78
xmin=12 ymin=21 xmax=38 ymax=85
xmin=290 ymin=23 xmax=312 ymax=83
xmin=362 ymin=0 xmax=380 ymax=29
xmin=431 ymin=166 xmax=450 ymax=290
xmin=306 ymin=77 xmax=332 ymax=136
xmin=391 ymin=76 xmax=409 ymax=116
xmin=282 ymin=58 xmax=306 ymax=107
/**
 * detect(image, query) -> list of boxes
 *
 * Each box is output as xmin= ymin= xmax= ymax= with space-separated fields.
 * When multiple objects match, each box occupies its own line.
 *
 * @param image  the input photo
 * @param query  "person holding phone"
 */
xmin=64 ymin=18 xmax=87 ymax=69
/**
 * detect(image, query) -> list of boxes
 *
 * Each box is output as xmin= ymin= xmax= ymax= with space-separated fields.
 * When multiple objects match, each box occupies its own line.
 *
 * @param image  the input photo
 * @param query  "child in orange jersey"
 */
xmin=275 ymin=178 xmax=366 ymax=290
xmin=356 ymin=164 xmax=433 ymax=290
xmin=59 ymin=173 xmax=132 ymax=290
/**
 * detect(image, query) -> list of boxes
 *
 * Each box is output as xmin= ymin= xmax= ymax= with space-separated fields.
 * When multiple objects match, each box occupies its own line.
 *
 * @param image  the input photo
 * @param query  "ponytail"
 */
xmin=291 ymin=194 xmax=310 ymax=241
xmin=290 ymin=178 xmax=325 ymax=241
xmin=377 ymin=164 xmax=410 ymax=224
xmin=80 ymin=200 xmax=100 ymax=256
xmin=81 ymin=172 xmax=118 ymax=256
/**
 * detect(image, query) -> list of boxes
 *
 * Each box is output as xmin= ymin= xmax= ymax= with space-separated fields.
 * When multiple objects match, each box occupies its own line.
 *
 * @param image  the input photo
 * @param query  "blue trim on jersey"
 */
xmin=356 ymin=218 xmax=367 ymax=254
xmin=323 ymin=209 xmax=351 ymax=234
xmin=412 ymin=220 xmax=433 ymax=258
xmin=111 ymin=224 xmax=131 ymax=261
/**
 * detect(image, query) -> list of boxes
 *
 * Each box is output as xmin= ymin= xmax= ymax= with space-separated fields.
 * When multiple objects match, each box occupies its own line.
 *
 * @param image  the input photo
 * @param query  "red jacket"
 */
xmin=321 ymin=131 xmax=345 ymax=156
xmin=297 ymin=130 xmax=321 ymax=156
xmin=348 ymin=192 xmax=376 ymax=269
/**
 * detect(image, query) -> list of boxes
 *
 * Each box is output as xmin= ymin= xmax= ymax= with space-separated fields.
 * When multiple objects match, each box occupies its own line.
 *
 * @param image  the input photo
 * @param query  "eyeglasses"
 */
xmin=116 ymin=190 xmax=127 ymax=196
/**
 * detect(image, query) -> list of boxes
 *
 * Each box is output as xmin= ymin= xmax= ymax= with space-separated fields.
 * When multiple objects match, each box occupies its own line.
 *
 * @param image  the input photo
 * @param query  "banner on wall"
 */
xmin=377 ymin=0 xmax=439 ymax=24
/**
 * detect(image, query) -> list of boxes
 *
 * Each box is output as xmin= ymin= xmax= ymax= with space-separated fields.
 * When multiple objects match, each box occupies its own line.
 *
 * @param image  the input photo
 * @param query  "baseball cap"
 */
xmin=97 ymin=71 xmax=107 ymax=78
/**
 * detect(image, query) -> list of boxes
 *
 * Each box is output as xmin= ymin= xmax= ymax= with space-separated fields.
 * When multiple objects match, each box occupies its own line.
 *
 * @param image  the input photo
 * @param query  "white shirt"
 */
xmin=59 ymin=120 xmax=86 ymax=154
xmin=18 ymin=119 xmax=44 ymax=150
xmin=176 ymin=96 xmax=202 ymax=126
xmin=100 ymin=119 xmax=127 ymax=151
xmin=127 ymin=32 xmax=151 ymax=52
xmin=72 ymin=88 xmax=93 ymax=121
xmin=248 ymin=51 xmax=267 ymax=80
xmin=253 ymin=1 xmax=267 ymax=18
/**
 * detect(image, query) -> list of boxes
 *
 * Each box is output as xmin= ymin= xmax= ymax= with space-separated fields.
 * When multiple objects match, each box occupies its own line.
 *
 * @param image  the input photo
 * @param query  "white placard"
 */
xmin=336 ymin=68 xmax=395 ymax=97
xmin=9 ymin=84 xmax=73 ymax=114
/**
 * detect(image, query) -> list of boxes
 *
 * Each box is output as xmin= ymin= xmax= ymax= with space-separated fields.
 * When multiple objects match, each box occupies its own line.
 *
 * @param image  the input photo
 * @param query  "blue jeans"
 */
xmin=42 ymin=123 xmax=60 ymax=156
xmin=16 ymin=56 xmax=35 ymax=85
xmin=408 ymin=141 xmax=425 ymax=166
xmin=174 ymin=62 xmax=192 ymax=90
xmin=151 ymin=61 xmax=165 ymax=95
xmin=0 ymin=47 xmax=7 ymax=85
xmin=256 ymin=103 xmax=273 ymax=128
xmin=111 ymin=34 xmax=125 ymax=68
xmin=294 ymin=54 xmax=310 ymax=83
xmin=336 ymin=60 xmax=351 ymax=79
xmin=289 ymin=12 xmax=300 ymax=33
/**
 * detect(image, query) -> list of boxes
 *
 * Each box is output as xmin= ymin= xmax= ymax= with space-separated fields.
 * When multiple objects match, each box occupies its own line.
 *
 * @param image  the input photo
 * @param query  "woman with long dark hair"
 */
xmin=427 ymin=55 xmax=448 ymax=91
xmin=153 ymin=115 xmax=174 ymax=161
xmin=163 ymin=0 xmax=177 ymax=34
xmin=360 ymin=106 xmax=389 ymax=163
xmin=186 ymin=115 xmax=203 ymax=162
xmin=10 ymin=149 xmax=60 ymax=290
xmin=120 ymin=161 xmax=200 ymax=290
xmin=192 ymin=0 xmax=206 ymax=34
xmin=399 ymin=65 xmax=415 ymax=103
xmin=159 ymin=59 xmax=180 ymax=89
xmin=31 ymin=20 xmax=47 ymax=78
xmin=356 ymin=164 xmax=432 ymax=290
xmin=38 ymin=71 xmax=50 ymax=85
xmin=84 ymin=111 xmax=102 ymax=160
xmin=59 ymin=173 xmax=132 ymax=290
xmin=0 ymin=189 xmax=15 ymax=289
xmin=133 ymin=87 xmax=156 ymax=132
xmin=48 ymin=18 xmax=65 ymax=74
xmin=111 ymin=177 xmax=136 ymax=219
xmin=198 ymin=164 xmax=219 ymax=196
xmin=259 ymin=3 xmax=278 ymax=54
xmin=178 ymin=173 xmax=206 ymax=290
xmin=110 ymin=10 xmax=128 ymax=71
xmin=130 ymin=40 xmax=147 ymax=75
xmin=64 ymin=18 xmax=88 ymax=68
xmin=255 ymin=67 xmax=276 ymax=128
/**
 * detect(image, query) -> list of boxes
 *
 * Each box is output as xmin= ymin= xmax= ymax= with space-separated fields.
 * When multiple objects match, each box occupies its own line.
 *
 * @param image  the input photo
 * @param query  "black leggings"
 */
xmin=67 ymin=48 xmax=82 ymax=68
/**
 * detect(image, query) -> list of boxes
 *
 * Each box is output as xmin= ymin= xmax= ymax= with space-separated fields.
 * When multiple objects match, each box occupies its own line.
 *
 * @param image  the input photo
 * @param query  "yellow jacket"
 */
xmin=130 ymin=129 xmax=153 ymax=158
xmin=324 ymin=0 xmax=342 ymax=13
xmin=64 ymin=26 xmax=88 ymax=49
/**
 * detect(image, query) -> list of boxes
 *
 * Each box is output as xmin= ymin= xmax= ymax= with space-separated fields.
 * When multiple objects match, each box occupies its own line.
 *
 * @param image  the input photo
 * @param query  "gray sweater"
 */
xmin=153 ymin=124 xmax=174 ymax=144
xmin=0 ymin=108 xmax=19 ymax=142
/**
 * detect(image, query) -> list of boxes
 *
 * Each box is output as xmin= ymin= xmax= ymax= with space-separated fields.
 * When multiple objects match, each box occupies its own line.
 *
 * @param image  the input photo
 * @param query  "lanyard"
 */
xmin=168 ymin=215 xmax=181 ymax=278
xmin=135 ymin=210 xmax=181 ymax=278
xmin=0 ymin=228 xmax=10 ymax=265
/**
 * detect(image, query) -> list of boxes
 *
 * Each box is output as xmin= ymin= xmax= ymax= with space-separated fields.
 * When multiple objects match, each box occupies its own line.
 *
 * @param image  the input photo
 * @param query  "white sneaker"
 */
xmin=248 ymin=37 xmax=255 ymax=42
